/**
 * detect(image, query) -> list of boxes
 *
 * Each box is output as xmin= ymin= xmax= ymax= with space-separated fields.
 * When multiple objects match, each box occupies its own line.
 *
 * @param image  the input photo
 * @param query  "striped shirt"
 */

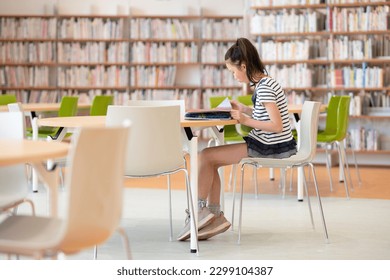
xmin=248 ymin=77 xmax=293 ymax=145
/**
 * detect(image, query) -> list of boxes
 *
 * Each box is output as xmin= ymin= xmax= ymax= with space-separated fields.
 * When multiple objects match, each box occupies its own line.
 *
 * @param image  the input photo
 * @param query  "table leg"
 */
xmin=293 ymin=113 xmax=304 ymax=201
xmin=188 ymin=134 xmax=198 ymax=254
xmin=209 ymin=126 xmax=225 ymax=211
xmin=31 ymin=163 xmax=59 ymax=216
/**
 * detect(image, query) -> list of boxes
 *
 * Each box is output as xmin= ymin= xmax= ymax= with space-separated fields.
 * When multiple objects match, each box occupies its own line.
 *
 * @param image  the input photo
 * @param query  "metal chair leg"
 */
xmin=308 ymin=163 xmax=329 ymax=243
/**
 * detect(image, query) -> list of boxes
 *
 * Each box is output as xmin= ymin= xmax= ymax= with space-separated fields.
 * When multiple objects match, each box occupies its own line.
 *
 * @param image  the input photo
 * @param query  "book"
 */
xmin=185 ymin=97 xmax=232 ymax=120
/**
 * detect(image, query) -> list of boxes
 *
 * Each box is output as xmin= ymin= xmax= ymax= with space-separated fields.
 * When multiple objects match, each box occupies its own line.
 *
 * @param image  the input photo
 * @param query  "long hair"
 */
xmin=224 ymin=38 xmax=267 ymax=84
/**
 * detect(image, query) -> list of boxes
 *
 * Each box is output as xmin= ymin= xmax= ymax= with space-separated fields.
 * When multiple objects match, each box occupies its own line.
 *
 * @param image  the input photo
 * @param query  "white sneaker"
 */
xmin=176 ymin=207 xmax=215 ymax=241
xmin=198 ymin=212 xmax=231 ymax=240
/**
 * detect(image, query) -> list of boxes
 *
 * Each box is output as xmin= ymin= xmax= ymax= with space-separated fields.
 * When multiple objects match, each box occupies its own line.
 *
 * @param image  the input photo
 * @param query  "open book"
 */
xmin=185 ymin=98 xmax=232 ymax=120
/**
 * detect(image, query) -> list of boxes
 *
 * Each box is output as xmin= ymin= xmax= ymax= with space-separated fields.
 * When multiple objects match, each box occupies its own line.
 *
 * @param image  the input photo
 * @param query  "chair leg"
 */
xmin=93 ymin=245 xmax=98 ymax=260
xmin=116 ymin=227 xmax=132 ymax=260
xmin=238 ymin=163 xmax=248 ymax=245
xmin=324 ymin=147 xmax=334 ymax=192
xmin=183 ymin=169 xmax=199 ymax=254
xmin=308 ymin=163 xmax=329 ymax=243
xmin=339 ymin=141 xmax=354 ymax=192
xmin=336 ymin=142 xmax=351 ymax=199
xmin=252 ymin=165 xmax=258 ymax=198
xmin=231 ymin=166 xmax=237 ymax=231
xmin=351 ymin=148 xmax=362 ymax=185
xmin=167 ymin=175 xmax=173 ymax=242
xmin=301 ymin=167 xmax=314 ymax=229
xmin=289 ymin=167 xmax=293 ymax=192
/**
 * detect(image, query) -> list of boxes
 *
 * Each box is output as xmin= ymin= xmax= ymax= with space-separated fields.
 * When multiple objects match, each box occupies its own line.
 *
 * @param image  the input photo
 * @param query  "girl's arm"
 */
xmin=230 ymin=102 xmax=283 ymax=133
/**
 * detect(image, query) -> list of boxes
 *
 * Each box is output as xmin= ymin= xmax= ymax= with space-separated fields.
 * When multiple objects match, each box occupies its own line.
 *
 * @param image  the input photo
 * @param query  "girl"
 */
xmin=177 ymin=37 xmax=297 ymax=241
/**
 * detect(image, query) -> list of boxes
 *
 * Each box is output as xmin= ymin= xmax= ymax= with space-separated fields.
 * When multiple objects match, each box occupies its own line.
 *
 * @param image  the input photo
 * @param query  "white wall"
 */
xmin=0 ymin=0 xmax=244 ymax=16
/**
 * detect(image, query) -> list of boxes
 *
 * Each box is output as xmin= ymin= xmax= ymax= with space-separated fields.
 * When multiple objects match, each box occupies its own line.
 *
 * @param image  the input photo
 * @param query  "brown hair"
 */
xmin=224 ymin=38 xmax=267 ymax=84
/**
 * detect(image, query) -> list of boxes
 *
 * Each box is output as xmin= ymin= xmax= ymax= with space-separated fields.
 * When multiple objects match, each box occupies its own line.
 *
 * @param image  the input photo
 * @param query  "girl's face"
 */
xmin=226 ymin=63 xmax=249 ymax=84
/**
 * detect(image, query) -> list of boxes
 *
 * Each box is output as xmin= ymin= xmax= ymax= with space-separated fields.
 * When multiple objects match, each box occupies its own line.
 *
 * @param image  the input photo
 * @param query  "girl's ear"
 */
xmin=241 ymin=64 xmax=246 ymax=70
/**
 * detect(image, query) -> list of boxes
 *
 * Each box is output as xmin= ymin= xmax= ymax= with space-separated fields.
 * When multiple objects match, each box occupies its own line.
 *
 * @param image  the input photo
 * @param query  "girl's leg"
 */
xmin=198 ymin=143 xmax=248 ymax=205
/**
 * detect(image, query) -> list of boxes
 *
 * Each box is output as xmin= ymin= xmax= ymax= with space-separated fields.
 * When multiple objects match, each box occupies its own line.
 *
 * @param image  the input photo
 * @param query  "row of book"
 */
xmin=57 ymin=66 xmax=128 ymax=87
xmin=201 ymin=42 xmax=232 ymax=63
xmin=330 ymin=66 xmax=385 ymax=88
xmin=347 ymin=128 xmax=379 ymax=151
xmin=130 ymin=18 xmax=195 ymax=40
xmin=327 ymin=6 xmax=389 ymax=32
xmin=259 ymin=36 xmax=389 ymax=61
xmin=130 ymin=66 xmax=176 ymax=87
xmin=57 ymin=42 xmax=129 ymax=63
xmin=58 ymin=18 xmax=124 ymax=39
xmin=3 ymin=90 xmax=59 ymax=103
xmin=250 ymin=0 xmax=323 ymax=6
xmin=0 ymin=66 xmax=51 ymax=87
xmin=0 ymin=18 xmax=57 ymax=39
xmin=259 ymin=40 xmax=311 ymax=61
xmin=328 ymin=0 xmax=384 ymax=4
xmin=131 ymin=42 xmax=198 ymax=63
xmin=251 ymin=10 xmax=326 ymax=34
xmin=268 ymin=64 xmax=314 ymax=87
xmin=201 ymin=19 xmax=243 ymax=39
xmin=0 ymin=42 xmax=56 ymax=63
xmin=328 ymin=36 xmax=390 ymax=60
xmin=201 ymin=66 xmax=241 ymax=87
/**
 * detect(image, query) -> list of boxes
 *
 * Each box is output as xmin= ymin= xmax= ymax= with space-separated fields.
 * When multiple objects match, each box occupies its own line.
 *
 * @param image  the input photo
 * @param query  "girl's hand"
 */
xmin=230 ymin=100 xmax=245 ymax=112
xmin=230 ymin=109 xmax=248 ymax=124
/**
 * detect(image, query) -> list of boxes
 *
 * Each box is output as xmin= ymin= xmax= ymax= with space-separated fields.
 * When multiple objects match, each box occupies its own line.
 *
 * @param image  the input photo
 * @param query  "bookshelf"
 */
xmin=248 ymin=0 xmax=390 ymax=165
xmin=0 ymin=13 xmax=244 ymax=109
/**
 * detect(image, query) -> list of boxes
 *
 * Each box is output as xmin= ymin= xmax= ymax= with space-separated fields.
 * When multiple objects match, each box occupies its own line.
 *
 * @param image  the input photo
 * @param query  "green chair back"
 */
xmin=58 ymin=96 xmax=79 ymax=117
xmin=236 ymin=95 xmax=253 ymax=135
xmin=334 ymin=96 xmax=351 ymax=141
xmin=317 ymin=96 xmax=350 ymax=143
xmin=209 ymin=96 xmax=243 ymax=141
xmin=90 ymin=95 xmax=114 ymax=116
xmin=322 ymin=95 xmax=341 ymax=135
xmin=0 ymin=94 xmax=17 ymax=106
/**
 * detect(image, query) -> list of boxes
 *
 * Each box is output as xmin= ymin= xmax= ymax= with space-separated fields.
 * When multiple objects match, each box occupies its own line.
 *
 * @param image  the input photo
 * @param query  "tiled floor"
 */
xmin=6 ymin=182 xmax=390 ymax=260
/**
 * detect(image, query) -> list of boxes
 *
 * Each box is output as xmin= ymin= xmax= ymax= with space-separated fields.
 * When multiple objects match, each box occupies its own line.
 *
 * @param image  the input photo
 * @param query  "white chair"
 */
xmin=0 ymin=111 xmax=35 ymax=216
xmin=0 ymin=125 xmax=131 ymax=259
xmin=106 ymin=105 xmax=198 ymax=249
xmin=124 ymin=100 xmax=191 ymax=236
xmin=235 ymin=101 xmax=329 ymax=244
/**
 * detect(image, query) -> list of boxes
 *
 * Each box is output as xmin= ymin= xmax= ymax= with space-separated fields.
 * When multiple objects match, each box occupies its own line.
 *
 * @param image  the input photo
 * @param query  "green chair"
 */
xmin=27 ymin=96 xmax=79 ymax=140
xmin=209 ymin=96 xmax=243 ymax=144
xmin=0 ymin=94 xmax=17 ymax=106
xmin=90 ymin=95 xmax=114 ymax=116
xmin=317 ymin=95 xmax=360 ymax=198
xmin=236 ymin=95 xmax=253 ymax=136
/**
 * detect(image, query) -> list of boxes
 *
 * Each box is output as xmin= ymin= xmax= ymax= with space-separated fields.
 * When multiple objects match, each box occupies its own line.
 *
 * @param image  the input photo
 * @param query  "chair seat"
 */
xmin=225 ymin=134 xmax=244 ymax=142
xmin=240 ymin=153 xmax=309 ymax=169
xmin=317 ymin=133 xmax=339 ymax=143
xmin=0 ymin=215 xmax=64 ymax=255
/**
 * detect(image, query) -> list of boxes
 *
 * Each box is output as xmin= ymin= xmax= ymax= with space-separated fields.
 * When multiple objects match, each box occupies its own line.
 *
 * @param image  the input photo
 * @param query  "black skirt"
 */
xmin=243 ymin=136 xmax=297 ymax=159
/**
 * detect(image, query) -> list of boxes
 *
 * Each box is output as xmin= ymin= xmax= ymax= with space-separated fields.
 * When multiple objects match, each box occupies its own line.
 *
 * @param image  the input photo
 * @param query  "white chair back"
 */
xmin=127 ymin=99 xmax=186 ymax=120
xmin=60 ymin=125 xmax=130 ymax=252
xmin=7 ymin=103 xmax=26 ymax=138
xmin=106 ymin=105 xmax=184 ymax=176
xmin=0 ymin=111 xmax=28 ymax=210
xmin=297 ymin=101 xmax=321 ymax=162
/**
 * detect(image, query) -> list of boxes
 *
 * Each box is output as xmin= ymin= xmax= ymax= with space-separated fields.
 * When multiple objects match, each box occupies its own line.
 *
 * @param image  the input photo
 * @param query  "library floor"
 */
xmin=4 ymin=164 xmax=390 ymax=260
